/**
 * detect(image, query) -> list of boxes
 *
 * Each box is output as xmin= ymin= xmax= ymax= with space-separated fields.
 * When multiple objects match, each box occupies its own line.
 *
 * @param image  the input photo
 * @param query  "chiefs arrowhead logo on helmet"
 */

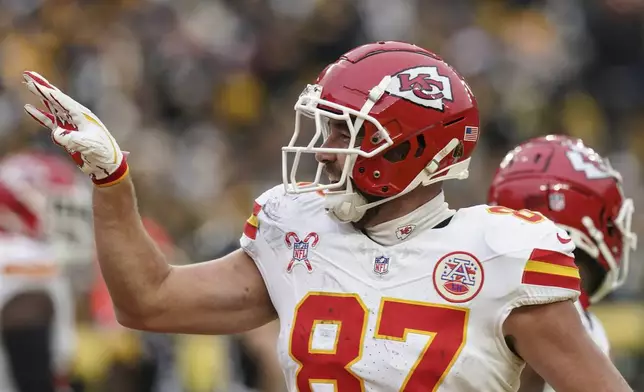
xmin=386 ymin=66 xmax=454 ymax=111
xmin=282 ymin=41 xmax=480 ymax=222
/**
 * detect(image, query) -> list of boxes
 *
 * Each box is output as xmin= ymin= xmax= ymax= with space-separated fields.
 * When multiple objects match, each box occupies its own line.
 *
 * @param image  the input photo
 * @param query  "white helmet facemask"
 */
xmin=558 ymin=197 xmax=637 ymax=303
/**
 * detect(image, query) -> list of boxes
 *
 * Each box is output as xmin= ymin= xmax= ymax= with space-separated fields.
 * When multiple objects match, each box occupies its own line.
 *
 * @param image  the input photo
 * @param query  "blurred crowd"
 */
xmin=1 ymin=0 xmax=644 ymax=390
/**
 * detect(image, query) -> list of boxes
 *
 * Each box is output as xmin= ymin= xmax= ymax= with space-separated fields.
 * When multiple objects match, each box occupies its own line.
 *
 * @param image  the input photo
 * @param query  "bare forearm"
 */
xmin=530 ymin=343 xmax=629 ymax=391
xmin=92 ymin=176 xmax=171 ymax=317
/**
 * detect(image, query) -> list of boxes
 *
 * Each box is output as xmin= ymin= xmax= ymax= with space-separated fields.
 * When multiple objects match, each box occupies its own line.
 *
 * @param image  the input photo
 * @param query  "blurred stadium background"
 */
xmin=1 ymin=0 xmax=644 ymax=390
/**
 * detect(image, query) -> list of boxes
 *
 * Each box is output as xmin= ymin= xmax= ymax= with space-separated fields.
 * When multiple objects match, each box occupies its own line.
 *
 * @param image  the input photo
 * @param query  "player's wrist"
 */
xmin=92 ymin=158 xmax=129 ymax=188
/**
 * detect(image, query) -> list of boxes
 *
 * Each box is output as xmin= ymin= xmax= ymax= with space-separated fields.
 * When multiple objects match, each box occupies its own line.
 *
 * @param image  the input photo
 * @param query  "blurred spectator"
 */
xmin=2 ymin=0 xmax=644 ymax=389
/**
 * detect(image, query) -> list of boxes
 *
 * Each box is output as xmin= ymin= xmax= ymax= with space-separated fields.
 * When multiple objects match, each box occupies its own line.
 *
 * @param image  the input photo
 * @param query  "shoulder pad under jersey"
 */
xmin=474 ymin=206 xmax=581 ymax=358
xmin=479 ymin=205 xmax=580 ymax=306
xmin=239 ymin=184 xmax=328 ymax=253
xmin=481 ymin=205 xmax=576 ymax=257
xmin=239 ymin=185 xmax=329 ymax=304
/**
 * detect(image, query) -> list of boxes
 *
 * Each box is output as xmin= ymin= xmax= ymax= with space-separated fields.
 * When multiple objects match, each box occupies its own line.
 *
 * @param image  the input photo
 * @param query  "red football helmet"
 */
xmin=0 ymin=151 xmax=94 ymax=265
xmin=488 ymin=135 xmax=637 ymax=303
xmin=282 ymin=41 xmax=480 ymax=222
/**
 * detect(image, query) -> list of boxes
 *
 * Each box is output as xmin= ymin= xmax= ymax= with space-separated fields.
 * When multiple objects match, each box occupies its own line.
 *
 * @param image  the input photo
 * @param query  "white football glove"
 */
xmin=22 ymin=71 xmax=129 ymax=187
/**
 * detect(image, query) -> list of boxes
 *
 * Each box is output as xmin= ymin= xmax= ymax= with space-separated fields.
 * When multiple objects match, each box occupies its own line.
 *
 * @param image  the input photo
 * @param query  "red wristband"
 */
xmin=92 ymin=158 xmax=129 ymax=187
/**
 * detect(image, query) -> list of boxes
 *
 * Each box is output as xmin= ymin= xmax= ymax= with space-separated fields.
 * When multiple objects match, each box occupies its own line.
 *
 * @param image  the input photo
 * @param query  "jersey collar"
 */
xmin=364 ymin=191 xmax=455 ymax=246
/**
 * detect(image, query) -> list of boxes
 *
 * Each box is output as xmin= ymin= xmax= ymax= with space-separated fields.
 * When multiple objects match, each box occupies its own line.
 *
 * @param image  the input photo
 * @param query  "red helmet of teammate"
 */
xmin=282 ymin=41 xmax=480 ymax=222
xmin=0 ymin=150 xmax=93 ymax=264
xmin=488 ymin=135 xmax=637 ymax=303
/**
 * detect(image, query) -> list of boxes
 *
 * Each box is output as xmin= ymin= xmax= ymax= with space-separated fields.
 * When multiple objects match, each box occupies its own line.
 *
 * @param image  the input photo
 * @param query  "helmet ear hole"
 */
xmin=606 ymin=219 xmax=617 ymax=238
xmin=452 ymin=140 xmax=463 ymax=159
xmin=414 ymin=135 xmax=426 ymax=158
xmin=383 ymin=141 xmax=411 ymax=163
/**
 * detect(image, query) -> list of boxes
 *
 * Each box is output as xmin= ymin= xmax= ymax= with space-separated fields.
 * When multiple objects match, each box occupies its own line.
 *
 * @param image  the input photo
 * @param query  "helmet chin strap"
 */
xmin=324 ymin=180 xmax=369 ymax=223
xmin=325 ymin=160 xmax=471 ymax=223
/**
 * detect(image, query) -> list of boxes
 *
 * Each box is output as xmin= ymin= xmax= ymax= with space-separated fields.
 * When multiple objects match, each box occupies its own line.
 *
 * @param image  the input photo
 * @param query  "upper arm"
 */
xmin=518 ymin=364 xmax=545 ymax=392
xmin=505 ymin=301 xmax=630 ymax=392
xmin=119 ymin=248 xmax=276 ymax=335
xmin=122 ymin=185 xmax=288 ymax=335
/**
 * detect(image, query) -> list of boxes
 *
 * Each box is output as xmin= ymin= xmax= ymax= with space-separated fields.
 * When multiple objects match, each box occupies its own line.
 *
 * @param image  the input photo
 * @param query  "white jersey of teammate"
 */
xmin=575 ymin=303 xmax=610 ymax=355
xmin=241 ymin=186 xmax=583 ymax=392
xmin=0 ymin=233 xmax=75 ymax=392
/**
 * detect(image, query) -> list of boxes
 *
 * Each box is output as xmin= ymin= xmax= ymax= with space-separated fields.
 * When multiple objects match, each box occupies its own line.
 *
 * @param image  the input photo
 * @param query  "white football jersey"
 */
xmin=240 ymin=186 xmax=581 ymax=392
xmin=580 ymin=307 xmax=610 ymax=356
xmin=0 ymin=234 xmax=75 ymax=392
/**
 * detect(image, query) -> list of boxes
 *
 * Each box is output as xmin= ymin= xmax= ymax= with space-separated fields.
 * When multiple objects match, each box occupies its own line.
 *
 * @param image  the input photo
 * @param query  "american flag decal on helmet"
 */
xmin=463 ymin=126 xmax=479 ymax=142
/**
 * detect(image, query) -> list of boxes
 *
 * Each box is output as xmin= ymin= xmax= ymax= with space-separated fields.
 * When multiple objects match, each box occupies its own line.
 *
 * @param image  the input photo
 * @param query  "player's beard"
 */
xmin=323 ymin=164 xmax=346 ymax=190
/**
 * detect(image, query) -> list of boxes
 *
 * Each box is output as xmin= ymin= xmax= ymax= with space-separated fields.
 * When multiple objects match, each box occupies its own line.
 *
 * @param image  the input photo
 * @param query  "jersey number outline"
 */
xmin=486 ymin=206 xmax=545 ymax=223
xmin=565 ymin=150 xmax=612 ymax=180
xmin=288 ymin=293 xmax=469 ymax=392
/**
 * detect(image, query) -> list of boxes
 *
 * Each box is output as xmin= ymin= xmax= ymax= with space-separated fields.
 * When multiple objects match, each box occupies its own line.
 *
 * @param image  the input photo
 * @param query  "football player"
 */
xmin=22 ymin=41 xmax=633 ymax=391
xmin=0 ymin=151 xmax=93 ymax=392
xmin=487 ymin=135 xmax=637 ymax=392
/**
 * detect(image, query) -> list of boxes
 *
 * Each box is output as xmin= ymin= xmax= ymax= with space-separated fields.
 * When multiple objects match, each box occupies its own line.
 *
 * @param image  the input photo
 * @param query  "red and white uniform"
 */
xmin=487 ymin=135 xmax=637 ymax=391
xmin=0 ymin=234 xmax=76 ymax=392
xmin=241 ymin=186 xmax=581 ymax=392
xmin=0 ymin=151 xmax=93 ymax=391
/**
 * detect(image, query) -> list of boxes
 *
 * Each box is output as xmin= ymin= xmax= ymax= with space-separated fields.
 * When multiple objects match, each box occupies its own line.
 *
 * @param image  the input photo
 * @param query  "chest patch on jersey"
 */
xmin=373 ymin=255 xmax=390 ymax=275
xmin=285 ymin=231 xmax=319 ymax=273
xmin=432 ymin=251 xmax=484 ymax=303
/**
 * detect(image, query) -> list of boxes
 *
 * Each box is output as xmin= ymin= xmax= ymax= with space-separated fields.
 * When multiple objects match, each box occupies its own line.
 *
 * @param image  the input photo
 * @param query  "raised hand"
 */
xmin=22 ymin=71 xmax=128 ymax=187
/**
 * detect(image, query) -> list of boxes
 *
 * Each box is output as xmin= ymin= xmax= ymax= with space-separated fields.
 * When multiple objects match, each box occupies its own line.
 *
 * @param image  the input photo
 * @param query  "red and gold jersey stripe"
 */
xmin=2 ymin=263 xmax=59 ymax=278
xmin=243 ymin=202 xmax=262 ymax=240
xmin=521 ymin=248 xmax=580 ymax=292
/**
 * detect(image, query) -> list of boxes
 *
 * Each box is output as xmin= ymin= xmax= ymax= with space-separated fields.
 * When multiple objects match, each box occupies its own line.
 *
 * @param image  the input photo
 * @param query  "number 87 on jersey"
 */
xmin=288 ymin=292 xmax=469 ymax=392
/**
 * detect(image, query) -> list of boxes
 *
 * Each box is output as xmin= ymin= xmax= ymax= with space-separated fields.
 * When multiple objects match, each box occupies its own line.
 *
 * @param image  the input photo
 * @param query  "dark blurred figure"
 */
xmin=0 ymin=151 xmax=93 ymax=392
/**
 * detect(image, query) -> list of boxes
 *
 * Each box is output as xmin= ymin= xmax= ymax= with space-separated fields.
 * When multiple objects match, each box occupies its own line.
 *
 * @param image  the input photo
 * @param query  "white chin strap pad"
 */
xmin=324 ymin=191 xmax=368 ymax=223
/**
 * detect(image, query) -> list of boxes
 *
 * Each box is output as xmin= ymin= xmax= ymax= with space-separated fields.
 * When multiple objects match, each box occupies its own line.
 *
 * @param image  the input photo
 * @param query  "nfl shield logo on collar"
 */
xmin=373 ymin=256 xmax=390 ymax=275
